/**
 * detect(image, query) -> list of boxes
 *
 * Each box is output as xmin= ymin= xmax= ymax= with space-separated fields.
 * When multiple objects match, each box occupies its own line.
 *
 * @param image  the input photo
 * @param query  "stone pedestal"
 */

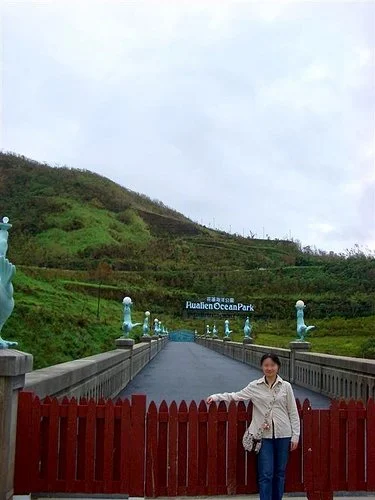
xmin=289 ymin=341 xmax=311 ymax=383
xmin=140 ymin=336 xmax=152 ymax=342
xmin=223 ymin=337 xmax=232 ymax=342
xmin=289 ymin=340 xmax=311 ymax=350
xmin=0 ymin=349 xmax=33 ymax=500
xmin=115 ymin=337 xmax=135 ymax=349
xmin=243 ymin=337 xmax=254 ymax=345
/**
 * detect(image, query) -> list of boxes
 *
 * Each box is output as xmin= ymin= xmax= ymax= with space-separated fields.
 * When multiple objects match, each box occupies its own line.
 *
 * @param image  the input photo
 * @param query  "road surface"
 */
xmin=117 ymin=342 xmax=330 ymax=407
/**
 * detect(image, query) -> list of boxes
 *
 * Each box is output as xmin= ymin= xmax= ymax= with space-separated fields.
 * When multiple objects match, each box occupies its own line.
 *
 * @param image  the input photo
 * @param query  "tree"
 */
xmin=92 ymin=261 xmax=113 ymax=283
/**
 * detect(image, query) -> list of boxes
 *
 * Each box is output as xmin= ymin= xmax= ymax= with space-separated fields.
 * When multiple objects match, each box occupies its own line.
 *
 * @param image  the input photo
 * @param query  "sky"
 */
xmin=1 ymin=0 xmax=374 ymax=253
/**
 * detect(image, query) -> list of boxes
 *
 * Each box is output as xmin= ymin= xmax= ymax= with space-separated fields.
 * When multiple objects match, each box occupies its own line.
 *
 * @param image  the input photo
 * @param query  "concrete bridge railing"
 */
xmin=196 ymin=337 xmax=375 ymax=401
xmin=23 ymin=336 xmax=168 ymax=400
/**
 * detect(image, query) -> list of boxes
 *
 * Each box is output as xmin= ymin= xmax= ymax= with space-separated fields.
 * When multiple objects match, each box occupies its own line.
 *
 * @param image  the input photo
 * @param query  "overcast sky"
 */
xmin=1 ymin=1 xmax=374 ymax=253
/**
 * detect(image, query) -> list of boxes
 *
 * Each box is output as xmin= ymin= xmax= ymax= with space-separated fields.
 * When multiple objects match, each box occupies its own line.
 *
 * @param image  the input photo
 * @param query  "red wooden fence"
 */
xmin=14 ymin=393 xmax=375 ymax=498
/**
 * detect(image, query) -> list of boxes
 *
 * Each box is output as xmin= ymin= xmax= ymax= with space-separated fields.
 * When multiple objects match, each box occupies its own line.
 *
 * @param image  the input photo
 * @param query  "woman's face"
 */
xmin=261 ymin=358 xmax=279 ymax=377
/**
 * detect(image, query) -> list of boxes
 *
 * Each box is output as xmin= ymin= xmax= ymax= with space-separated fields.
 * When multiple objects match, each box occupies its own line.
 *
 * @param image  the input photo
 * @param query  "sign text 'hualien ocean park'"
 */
xmin=185 ymin=296 xmax=255 ymax=313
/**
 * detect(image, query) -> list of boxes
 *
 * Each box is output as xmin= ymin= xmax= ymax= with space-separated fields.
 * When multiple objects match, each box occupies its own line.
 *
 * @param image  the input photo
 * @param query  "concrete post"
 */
xmin=243 ymin=337 xmax=254 ymax=345
xmin=115 ymin=337 xmax=135 ymax=349
xmin=115 ymin=337 xmax=134 ymax=380
xmin=0 ymin=349 xmax=33 ymax=500
xmin=140 ymin=336 xmax=152 ymax=343
xmin=289 ymin=341 xmax=311 ymax=383
xmin=139 ymin=336 xmax=152 ymax=361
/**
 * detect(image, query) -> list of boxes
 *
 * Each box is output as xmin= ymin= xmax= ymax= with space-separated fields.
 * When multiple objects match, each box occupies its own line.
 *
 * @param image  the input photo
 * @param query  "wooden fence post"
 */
xmin=177 ymin=400 xmax=188 ymax=496
xmin=366 ymin=399 xmax=375 ymax=491
xmin=129 ymin=394 xmax=147 ymax=496
xmin=227 ymin=400 xmax=237 ymax=495
xmin=187 ymin=401 xmax=198 ymax=496
xmin=145 ymin=401 xmax=158 ymax=497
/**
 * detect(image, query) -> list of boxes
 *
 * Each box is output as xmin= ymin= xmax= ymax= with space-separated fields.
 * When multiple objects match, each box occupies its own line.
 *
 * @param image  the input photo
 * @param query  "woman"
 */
xmin=206 ymin=353 xmax=300 ymax=500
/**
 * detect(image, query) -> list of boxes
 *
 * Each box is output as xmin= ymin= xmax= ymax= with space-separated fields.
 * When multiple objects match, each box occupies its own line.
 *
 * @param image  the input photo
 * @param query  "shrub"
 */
xmin=359 ymin=337 xmax=375 ymax=359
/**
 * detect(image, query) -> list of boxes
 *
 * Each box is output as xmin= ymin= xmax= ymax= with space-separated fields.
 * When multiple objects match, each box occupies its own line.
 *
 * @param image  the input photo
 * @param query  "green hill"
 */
xmin=0 ymin=153 xmax=301 ymax=270
xmin=1 ymin=152 xmax=374 ymax=368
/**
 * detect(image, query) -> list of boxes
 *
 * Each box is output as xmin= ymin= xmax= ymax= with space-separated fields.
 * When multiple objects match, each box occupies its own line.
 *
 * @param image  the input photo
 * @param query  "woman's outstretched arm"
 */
xmin=206 ymin=382 xmax=253 ymax=404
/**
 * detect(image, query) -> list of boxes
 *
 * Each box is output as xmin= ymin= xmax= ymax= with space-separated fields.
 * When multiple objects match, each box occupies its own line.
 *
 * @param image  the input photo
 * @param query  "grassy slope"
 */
xmin=3 ymin=269 xmax=185 ymax=368
xmin=3 ymin=267 xmax=373 ymax=369
xmin=0 ymin=153 xmax=374 ymax=367
xmin=37 ymin=199 xmax=152 ymax=252
xmin=0 ymin=153 xmax=300 ymax=271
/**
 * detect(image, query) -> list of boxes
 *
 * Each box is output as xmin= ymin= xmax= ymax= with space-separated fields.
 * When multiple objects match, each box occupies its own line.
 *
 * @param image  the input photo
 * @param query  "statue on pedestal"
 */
xmin=0 ymin=217 xmax=18 ymax=349
xmin=212 ymin=324 xmax=218 ymax=338
xmin=295 ymin=300 xmax=315 ymax=341
xmin=244 ymin=317 xmax=252 ymax=338
xmin=224 ymin=319 xmax=232 ymax=338
xmin=154 ymin=318 xmax=159 ymax=335
xmin=121 ymin=296 xmax=142 ymax=338
xmin=143 ymin=311 xmax=151 ymax=336
xmin=206 ymin=324 xmax=211 ymax=337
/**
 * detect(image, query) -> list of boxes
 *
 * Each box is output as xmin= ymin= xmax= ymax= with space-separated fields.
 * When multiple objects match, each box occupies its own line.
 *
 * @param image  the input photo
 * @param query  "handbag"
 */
xmin=242 ymin=382 xmax=281 ymax=454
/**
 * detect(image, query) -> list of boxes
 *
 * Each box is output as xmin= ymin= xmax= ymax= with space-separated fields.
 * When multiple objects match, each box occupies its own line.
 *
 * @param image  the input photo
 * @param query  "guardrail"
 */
xmin=196 ymin=337 xmax=375 ymax=401
xmin=23 ymin=337 xmax=168 ymax=400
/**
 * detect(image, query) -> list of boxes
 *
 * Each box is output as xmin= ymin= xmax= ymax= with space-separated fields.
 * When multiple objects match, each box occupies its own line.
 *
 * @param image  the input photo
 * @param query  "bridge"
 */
xmin=117 ymin=341 xmax=330 ymax=407
xmin=1 ymin=331 xmax=375 ymax=500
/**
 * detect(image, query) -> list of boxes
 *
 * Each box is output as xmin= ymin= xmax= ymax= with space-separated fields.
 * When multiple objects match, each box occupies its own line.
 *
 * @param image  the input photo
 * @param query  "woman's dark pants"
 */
xmin=257 ymin=437 xmax=291 ymax=500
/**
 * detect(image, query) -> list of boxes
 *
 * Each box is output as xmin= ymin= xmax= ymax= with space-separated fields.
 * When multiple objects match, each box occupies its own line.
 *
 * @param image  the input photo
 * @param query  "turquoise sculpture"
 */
xmin=121 ymin=296 xmax=141 ymax=338
xmin=0 ymin=217 xmax=18 ymax=349
xmin=154 ymin=318 xmax=159 ymax=335
xmin=244 ymin=317 xmax=252 ymax=337
xmin=212 ymin=324 xmax=218 ymax=338
xmin=206 ymin=324 xmax=211 ymax=337
xmin=295 ymin=300 xmax=315 ymax=341
xmin=142 ymin=311 xmax=151 ymax=336
xmin=224 ymin=319 xmax=232 ymax=337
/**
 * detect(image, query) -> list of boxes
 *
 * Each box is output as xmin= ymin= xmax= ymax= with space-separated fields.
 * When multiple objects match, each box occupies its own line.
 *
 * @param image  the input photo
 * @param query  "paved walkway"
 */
xmin=117 ymin=342 xmax=330 ymax=407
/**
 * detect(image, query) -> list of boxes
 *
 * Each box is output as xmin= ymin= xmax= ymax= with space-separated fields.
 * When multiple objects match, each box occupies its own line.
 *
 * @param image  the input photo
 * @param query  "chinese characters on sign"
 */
xmin=206 ymin=296 xmax=235 ymax=303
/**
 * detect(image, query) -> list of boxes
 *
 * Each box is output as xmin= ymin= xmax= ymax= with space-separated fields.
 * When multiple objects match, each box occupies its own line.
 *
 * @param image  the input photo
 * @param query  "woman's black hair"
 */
xmin=260 ymin=353 xmax=281 ymax=367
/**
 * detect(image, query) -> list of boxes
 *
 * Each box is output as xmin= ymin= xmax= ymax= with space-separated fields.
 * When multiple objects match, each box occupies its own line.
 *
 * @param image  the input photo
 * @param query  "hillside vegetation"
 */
xmin=0 ymin=153 xmax=299 ymax=271
xmin=0 ymin=152 xmax=374 ymax=368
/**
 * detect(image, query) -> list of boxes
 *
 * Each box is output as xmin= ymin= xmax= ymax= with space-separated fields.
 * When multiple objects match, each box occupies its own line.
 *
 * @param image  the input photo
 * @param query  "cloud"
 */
xmin=1 ymin=0 xmax=374 ymax=252
xmin=308 ymin=222 xmax=335 ymax=235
